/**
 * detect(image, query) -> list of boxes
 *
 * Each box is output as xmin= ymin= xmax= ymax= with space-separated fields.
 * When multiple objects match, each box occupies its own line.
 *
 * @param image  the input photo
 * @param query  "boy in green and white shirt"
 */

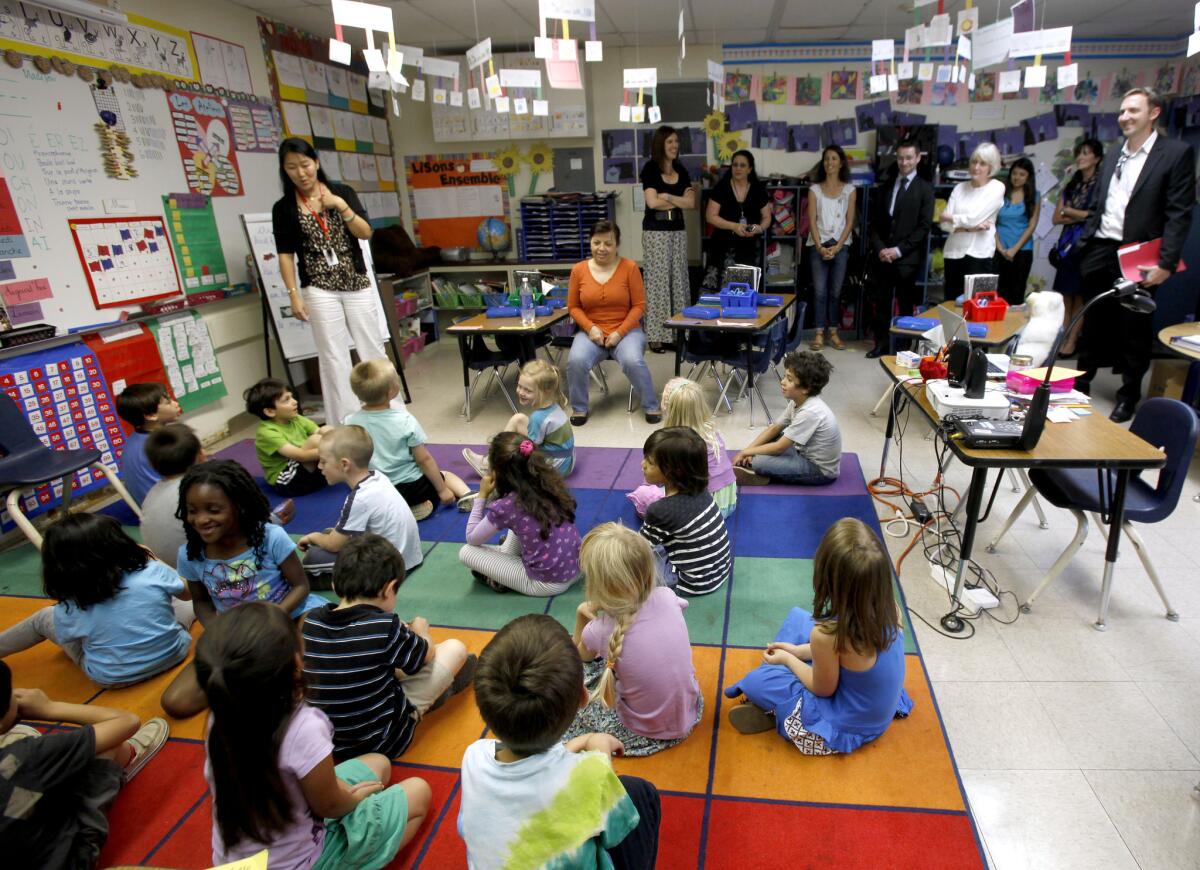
xmin=459 ymin=614 xmax=659 ymax=869
xmin=246 ymin=378 xmax=330 ymax=496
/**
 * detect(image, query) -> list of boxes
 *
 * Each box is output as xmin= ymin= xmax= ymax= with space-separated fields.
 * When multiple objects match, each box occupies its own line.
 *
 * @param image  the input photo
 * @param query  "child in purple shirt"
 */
xmin=459 ymin=432 xmax=582 ymax=596
xmin=564 ymin=522 xmax=702 ymax=756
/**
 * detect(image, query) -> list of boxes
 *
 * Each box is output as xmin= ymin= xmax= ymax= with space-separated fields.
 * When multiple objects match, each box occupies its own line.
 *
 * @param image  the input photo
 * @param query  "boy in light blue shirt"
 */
xmin=345 ymin=359 xmax=474 ymax=520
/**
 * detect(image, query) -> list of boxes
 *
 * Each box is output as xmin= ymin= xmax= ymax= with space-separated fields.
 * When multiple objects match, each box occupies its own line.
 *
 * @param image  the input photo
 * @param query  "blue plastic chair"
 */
xmin=771 ymin=300 xmax=809 ymax=380
xmin=986 ymin=398 xmax=1198 ymax=629
xmin=714 ymin=318 xmax=788 ymax=426
xmin=0 ymin=392 xmax=142 ymax=549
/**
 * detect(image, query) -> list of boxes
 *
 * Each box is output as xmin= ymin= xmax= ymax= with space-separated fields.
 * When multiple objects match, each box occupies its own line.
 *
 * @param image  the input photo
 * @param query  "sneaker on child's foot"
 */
xmin=457 ymin=492 xmax=480 ymax=512
xmin=462 ymin=448 xmax=489 ymax=477
xmin=733 ymin=465 xmax=770 ymax=486
xmin=270 ymin=498 xmax=295 ymax=525
xmin=728 ymin=703 xmax=775 ymax=734
xmin=123 ymin=717 xmax=169 ymax=780
xmin=411 ymin=500 xmax=435 ymax=521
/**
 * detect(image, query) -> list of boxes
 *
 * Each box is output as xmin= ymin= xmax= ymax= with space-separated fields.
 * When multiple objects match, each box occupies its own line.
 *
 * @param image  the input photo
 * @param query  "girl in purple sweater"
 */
xmin=458 ymin=432 xmax=582 ymax=595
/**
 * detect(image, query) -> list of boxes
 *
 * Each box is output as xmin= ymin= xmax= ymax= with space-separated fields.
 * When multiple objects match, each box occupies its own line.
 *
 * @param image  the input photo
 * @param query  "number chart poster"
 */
xmin=168 ymin=91 xmax=243 ymax=197
xmin=70 ymin=216 xmax=180 ymax=308
xmin=162 ymin=193 xmax=229 ymax=292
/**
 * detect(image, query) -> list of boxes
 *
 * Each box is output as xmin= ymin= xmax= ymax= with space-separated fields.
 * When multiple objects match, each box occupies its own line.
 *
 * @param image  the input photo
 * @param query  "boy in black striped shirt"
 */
xmin=301 ymin=534 xmax=476 ymax=760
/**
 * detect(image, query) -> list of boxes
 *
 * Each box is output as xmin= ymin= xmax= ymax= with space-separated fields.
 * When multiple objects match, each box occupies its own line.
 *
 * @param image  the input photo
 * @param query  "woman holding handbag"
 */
xmin=1050 ymin=138 xmax=1103 ymax=357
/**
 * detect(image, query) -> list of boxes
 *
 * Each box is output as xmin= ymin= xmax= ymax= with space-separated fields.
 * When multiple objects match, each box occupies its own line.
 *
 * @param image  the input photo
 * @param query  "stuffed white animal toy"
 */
xmin=1015 ymin=290 xmax=1065 ymax=367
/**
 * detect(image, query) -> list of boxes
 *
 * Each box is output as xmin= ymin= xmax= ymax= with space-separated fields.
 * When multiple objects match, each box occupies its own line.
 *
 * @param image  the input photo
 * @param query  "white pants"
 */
xmin=458 ymin=532 xmax=577 ymax=596
xmin=303 ymin=285 xmax=388 ymax=425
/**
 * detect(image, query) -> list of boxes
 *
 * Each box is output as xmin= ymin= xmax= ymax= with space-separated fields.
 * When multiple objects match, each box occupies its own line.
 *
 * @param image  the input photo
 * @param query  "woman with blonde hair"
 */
xmin=939 ymin=142 xmax=1006 ymax=299
xmin=564 ymin=523 xmax=702 ymax=756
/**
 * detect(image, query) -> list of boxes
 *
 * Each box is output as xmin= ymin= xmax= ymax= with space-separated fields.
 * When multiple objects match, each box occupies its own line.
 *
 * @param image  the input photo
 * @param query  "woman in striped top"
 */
xmin=639 ymin=428 xmax=732 ymax=596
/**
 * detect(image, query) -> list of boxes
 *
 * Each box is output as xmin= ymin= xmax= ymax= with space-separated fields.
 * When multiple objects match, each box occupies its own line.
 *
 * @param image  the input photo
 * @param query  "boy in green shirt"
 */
xmin=246 ymin=378 xmax=330 ymax=496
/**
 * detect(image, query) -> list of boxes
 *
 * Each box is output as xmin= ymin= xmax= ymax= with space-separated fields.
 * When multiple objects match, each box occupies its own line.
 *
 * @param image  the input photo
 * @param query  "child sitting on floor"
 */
xmin=0 ymin=661 xmax=169 ymax=868
xmin=0 ymin=513 xmax=194 ymax=687
xmin=733 ymin=350 xmax=841 ymax=486
xmin=297 ymin=425 xmax=423 ymax=583
xmin=724 ymin=518 xmax=913 ymax=754
xmin=460 ymin=613 xmax=660 ymax=869
xmin=459 ymin=432 xmax=582 ymax=596
xmin=115 ymin=382 xmax=182 ymax=504
xmin=565 ymin=523 xmax=702 ymax=757
xmin=246 ymin=378 xmax=330 ymax=497
xmin=628 ymin=377 xmax=738 ymax=519
xmin=640 ymin=427 xmax=732 ymax=596
xmin=462 ymin=359 xmax=575 ymax=478
xmin=141 ymin=424 xmax=295 ymax=570
xmin=161 ymin=459 xmax=325 ymax=718
xmin=345 ymin=359 xmax=474 ymax=520
xmin=302 ymin=534 xmax=476 ymax=761
xmin=196 ymin=603 xmax=431 ymax=867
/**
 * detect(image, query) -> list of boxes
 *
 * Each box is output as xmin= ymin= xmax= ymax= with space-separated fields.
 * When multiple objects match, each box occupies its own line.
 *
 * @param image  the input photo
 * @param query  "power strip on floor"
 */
xmin=928 ymin=563 xmax=1001 ymax=614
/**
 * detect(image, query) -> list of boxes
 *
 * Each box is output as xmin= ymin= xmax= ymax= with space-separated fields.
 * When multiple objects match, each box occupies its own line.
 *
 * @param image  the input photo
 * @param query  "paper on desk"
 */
xmin=1022 ymin=365 xmax=1084 ymax=381
xmin=1046 ymin=408 xmax=1076 ymax=423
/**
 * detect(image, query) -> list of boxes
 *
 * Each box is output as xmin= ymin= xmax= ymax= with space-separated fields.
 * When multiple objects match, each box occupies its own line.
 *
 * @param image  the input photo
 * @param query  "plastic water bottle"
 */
xmin=519 ymin=276 xmax=535 ymax=327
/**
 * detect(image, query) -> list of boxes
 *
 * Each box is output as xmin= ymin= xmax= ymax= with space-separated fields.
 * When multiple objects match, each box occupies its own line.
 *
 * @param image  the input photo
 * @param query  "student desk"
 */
xmin=1157 ymin=322 xmax=1200 ymax=406
xmin=889 ymin=301 xmax=1030 ymax=350
xmin=446 ymin=308 xmax=571 ymax=419
xmin=877 ymin=356 xmax=1164 ymax=632
xmin=664 ymin=293 xmax=797 ymax=425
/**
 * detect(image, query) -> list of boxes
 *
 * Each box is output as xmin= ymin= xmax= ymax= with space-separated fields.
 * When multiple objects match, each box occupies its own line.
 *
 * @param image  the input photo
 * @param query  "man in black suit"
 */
xmin=866 ymin=139 xmax=935 ymax=358
xmin=1075 ymin=87 xmax=1195 ymax=422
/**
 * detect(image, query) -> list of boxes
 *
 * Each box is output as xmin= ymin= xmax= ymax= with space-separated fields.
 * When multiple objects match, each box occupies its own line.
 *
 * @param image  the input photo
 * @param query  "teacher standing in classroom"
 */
xmin=272 ymin=138 xmax=386 ymax=425
xmin=641 ymin=126 xmax=696 ymax=352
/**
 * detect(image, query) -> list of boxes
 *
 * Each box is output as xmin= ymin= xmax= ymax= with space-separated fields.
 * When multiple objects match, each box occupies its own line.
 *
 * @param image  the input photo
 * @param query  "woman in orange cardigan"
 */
xmin=566 ymin=221 xmax=662 ymax=425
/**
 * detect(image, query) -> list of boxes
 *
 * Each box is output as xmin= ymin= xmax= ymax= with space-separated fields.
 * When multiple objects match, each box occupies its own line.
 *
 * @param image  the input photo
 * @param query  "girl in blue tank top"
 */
xmin=723 ymin=518 xmax=913 ymax=754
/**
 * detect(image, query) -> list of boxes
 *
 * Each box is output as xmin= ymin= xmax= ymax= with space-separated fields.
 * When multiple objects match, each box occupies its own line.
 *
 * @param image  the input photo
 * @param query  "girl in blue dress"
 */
xmin=724 ymin=517 xmax=913 ymax=754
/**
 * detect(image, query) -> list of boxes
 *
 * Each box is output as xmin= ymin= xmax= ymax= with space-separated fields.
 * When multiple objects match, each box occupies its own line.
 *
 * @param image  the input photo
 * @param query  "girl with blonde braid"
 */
xmin=564 ymin=523 xmax=702 ymax=756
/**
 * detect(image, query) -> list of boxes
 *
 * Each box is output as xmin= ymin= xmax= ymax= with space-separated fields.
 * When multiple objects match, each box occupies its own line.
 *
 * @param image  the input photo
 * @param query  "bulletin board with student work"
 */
xmin=428 ymin=51 xmax=589 ymax=143
xmin=259 ymin=18 xmax=402 ymax=230
xmin=600 ymin=126 xmax=709 ymax=187
xmin=0 ymin=341 xmax=126 ymax=533
xmin=0 ymin=37 xmax=282 ymax=335
xmin=242 ymin=212 xmax=391 ymax=365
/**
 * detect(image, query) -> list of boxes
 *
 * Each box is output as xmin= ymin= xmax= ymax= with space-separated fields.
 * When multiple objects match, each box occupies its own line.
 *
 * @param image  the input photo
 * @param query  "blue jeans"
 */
xmin=724 ymin=607 xmax=815 ymax=738
xmin=809 ymin=246 xmax=848 ymax=330
xmin=651 ymin=543 xmax=678 ymax=589
xmin=566 ymin=328 xmax=658 ymax=414
xmin=751 ymin=450 xmax=836 ymax=486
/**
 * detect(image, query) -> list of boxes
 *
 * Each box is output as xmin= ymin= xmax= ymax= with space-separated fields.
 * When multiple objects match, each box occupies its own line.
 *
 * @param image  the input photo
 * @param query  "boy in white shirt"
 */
xmin=459 ymin=614 xmax=661 ymax=869
xmin=298 ymin=425 xmax=423 ymax=583
xmin=733 ymin=350 xmax=842 ymax=486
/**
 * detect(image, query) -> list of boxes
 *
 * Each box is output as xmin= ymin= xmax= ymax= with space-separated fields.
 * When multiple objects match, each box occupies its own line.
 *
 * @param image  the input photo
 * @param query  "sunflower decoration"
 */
xmin=524 ymin=142 xmax=553 ymax=195
xmin=716 ymin=130 xmax=748 ymax=163
xmin=493 ymin=146 xmax=522 ymax=196
xmin=703 ymin=110 xmax=727 ymax=161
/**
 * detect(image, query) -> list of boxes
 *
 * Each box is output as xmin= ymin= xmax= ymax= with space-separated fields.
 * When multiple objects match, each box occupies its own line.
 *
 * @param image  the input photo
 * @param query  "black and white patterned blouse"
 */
xmin=297 ymin=206 xmax=369 ymax=293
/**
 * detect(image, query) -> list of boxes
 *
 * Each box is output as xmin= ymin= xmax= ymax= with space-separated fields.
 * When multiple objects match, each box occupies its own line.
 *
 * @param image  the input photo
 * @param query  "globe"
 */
xmin=477 ymin=218 xmax=511 ymax=255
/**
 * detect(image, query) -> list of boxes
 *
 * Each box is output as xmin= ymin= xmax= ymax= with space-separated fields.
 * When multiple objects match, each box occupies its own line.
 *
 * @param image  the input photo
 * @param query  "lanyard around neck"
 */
xmin=299 ymin=193 xmax=331 ymax=238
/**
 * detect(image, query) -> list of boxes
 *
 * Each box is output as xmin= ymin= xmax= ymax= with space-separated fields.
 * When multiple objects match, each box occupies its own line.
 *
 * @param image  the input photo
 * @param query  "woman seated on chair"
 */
xmin=566 ymin=220 xmax=662 ymax=426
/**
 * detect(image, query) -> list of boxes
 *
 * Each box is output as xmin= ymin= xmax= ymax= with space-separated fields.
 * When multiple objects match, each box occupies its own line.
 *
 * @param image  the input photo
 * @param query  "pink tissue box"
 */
xmin=1006 ymin=369 xmax=1075 ymax=394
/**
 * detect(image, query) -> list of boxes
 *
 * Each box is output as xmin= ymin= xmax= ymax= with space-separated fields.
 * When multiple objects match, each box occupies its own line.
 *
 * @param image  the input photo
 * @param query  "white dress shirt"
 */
xmin=941 ymin=179 xmax=1006 ymax=260
xmin=1098 ymin=130 xmax=1157 ymax=241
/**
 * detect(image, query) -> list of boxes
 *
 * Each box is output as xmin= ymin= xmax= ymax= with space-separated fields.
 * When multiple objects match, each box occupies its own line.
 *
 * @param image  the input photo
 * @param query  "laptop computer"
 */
xmin=937 ymin=305 xmax=1006 ymax=376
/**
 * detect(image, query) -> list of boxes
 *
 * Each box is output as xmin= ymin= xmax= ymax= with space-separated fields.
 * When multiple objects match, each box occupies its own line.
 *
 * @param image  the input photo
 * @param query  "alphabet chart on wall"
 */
xmin=69 ymin=216 xmax=182 ymax=308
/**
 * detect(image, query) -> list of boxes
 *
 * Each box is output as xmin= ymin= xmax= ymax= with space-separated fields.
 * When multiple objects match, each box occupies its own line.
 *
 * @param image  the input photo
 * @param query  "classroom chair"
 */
xmin=985 ymin=397 xmax=1198 ymax=630
xmin=0 ymin=392 xmax=142 ymax=549
xmin=771 ymin=300 xmax=808 ymax=381
xmin=454 ymin=317 xmax=520 ymax=422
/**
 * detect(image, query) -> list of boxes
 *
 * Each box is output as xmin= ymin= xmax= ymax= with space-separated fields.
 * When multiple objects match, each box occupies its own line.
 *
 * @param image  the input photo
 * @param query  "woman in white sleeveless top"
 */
xmin=806 ymin=146 xmax=856 ymax=350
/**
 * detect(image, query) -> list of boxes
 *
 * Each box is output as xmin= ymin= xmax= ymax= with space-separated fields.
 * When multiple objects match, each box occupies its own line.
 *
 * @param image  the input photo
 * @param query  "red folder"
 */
xmin=1118 ymin=238 xmax=1187 ymax=283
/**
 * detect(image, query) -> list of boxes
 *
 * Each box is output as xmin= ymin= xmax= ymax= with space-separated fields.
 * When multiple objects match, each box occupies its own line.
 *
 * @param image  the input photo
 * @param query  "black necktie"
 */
xmin=893 ymin=177 xmax=908 ymax=215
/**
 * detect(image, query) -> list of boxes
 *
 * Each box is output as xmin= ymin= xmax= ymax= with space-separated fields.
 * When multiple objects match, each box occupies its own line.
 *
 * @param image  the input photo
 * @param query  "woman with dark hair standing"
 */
xmin=994 ymin=156 xmax=1041 ymax=305
xmin=806 ymin=145 xmax=856 ymax=350
xmin=1051 ymin=138 xmax=1103 ymax=356
xmin=640 ymin=126 xmax=696 ymax=352
xmin=704 ymin=149 xmax=771 ymax=290
xmin=271 ymin=137 xmax=385 ymax=425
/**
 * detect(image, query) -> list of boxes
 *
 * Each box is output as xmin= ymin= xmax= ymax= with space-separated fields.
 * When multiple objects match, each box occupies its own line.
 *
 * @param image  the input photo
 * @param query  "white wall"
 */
xmin=111 ymin=0 xmax=287 ymax=442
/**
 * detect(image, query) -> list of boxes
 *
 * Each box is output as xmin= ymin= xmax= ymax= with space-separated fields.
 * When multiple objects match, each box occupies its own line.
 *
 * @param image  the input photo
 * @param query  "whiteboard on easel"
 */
xmin=241 ymin=212 xmax=389 ymax=363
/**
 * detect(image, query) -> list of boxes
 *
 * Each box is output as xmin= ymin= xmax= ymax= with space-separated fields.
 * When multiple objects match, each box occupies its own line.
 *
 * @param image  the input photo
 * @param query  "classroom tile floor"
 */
xmin=388 ymin=329 xmax=1200 ymax=870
